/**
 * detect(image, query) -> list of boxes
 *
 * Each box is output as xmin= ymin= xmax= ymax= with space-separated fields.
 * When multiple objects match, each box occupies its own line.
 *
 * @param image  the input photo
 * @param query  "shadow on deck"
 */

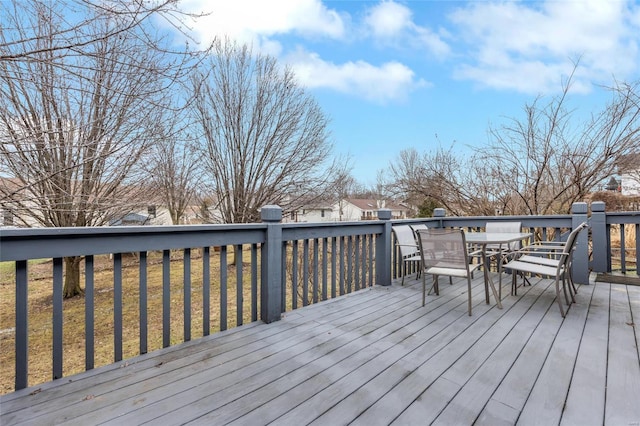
xmin=1 ymin=273 xmax=639 ymax=425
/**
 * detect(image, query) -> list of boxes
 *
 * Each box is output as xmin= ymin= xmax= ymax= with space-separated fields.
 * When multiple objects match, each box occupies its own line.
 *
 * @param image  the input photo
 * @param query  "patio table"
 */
xmin=464 ymin=231 xmax=533 ymax=308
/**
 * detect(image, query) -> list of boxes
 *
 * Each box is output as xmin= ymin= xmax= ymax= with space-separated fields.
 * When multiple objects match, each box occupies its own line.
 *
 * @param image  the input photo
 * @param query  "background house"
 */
xmin=618 ymin=154 xmax=640 ymax=196
xmin=338 ymin=198 xmax=409 ymax=221
xmin=294 ymin=198 xmax=409 ymax=222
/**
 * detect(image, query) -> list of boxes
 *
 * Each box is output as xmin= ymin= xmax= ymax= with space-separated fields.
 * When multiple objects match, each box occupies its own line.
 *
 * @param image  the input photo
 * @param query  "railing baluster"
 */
xmin=347 ymin=235 xmax=353 ymax=293
xmin=322 ymin=237 xmax=328 ymax=301
xmin=292 ymin=240 xmax=298 ymax=310
xmin=281 ymin=242 xmax=286 ymax=313
xmin=360 ymin=235 xmax=366 ymax=289
xmin=313 ymin=238 xmax=319 ymax=303
xmin=139 ymin=252 xmax=147 ymax=354
xmin=369 ymin=235 xmax=374 ymax=287
xmin=636 ymin=224 xmax=639 ymax=276
xmin=15 ymin=260 xmax=28 ymax=390
xmin=53 ymin=258 xmax=63 ymax=379
xmin=85 ymin=255 xmax=95 ymax=369
xmin=236 ymin=245 xmax=243 ymax=325
xmin=620 ymin=224 xmax=627 ymax=274
xmin=203 ymin=247 xmax=210 ymax=336
xmin=331 ymin=237 xmax=337 ymax=299
xmin=339 ymin=236 xmax=345 ymax=295
xmin=303 ymin=239 xmax=309 ymax=306
xmin=162 ymin=249 xmax=171 ymax=348
xmin=365 ymin=235 xmax=369 ymax=286
xmin=355 ymin=235 xmax=361 ymax=291
xmin=184 ymin=248 xmax=191 ymax=342
xmin=220 ymin=245 xmax=228 ymax=331
xmin=251 ymin=244 xmax=258 ymax=321
xmin=114 ymin=253 xmax=122 ymax=362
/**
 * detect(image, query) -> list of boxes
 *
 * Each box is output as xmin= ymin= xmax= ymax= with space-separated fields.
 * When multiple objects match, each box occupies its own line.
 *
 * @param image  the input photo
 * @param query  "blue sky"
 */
xmin=176 ymin=0 xmax=640 ymax=185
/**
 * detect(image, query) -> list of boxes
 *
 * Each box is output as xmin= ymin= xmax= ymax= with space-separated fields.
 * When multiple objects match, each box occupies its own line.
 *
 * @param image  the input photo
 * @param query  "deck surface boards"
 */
xmin=560 ymin=282 xmax=609 ymax=426
xmin=127 ymin=285 xmax=442 ymax=425
xmin=275 ymin=286 xmax=495 ymax=426
xmin=516 ymin=282 xmax=594 ymax=426
xmin=604 ymin=283 xmax=640 ymax=425
xmin=431 ymin=280 xmax=556 ymax=426
xmin=1 ymin=274 xmax=639 ymax=426
xmin=350 ymin=280 xmax=549 ymax=426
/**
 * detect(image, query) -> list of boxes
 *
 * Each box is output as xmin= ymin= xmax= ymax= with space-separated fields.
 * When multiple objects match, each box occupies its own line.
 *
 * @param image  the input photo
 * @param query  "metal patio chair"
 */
xmin=416 ymin=228 xmax=483 ymax=316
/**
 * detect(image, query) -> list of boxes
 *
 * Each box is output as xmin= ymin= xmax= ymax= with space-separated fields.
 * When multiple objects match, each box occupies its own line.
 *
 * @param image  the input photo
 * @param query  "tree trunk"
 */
xmin=64 ymin=256 xmax=84 ymax=298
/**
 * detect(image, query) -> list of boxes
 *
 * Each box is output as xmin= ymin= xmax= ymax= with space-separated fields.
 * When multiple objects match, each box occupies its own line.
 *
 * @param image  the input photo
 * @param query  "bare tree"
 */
xmin=389 ymin=146 xmax=495 ymax=216
xmin=0 ymin=0 xmax=205 ymax=62
xmin=147 ymin=135 xmax=201 ymax=224
xmin=190 ymin=39 xmax=342 ymax=223
xmin=0 ymin=0 xmax=200 ymax=297
xmin=389 ymin=72 xmax=640 ymax=217
xmin=479 ymin=76 xmax=640 ymax=215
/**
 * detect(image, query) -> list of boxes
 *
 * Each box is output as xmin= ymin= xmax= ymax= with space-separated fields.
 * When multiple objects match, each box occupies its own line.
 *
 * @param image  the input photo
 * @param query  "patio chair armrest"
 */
xmin=515 ymin=248 xmax=566 ymax=256
xmin=522 ymin=242 xmax=566 ymax=249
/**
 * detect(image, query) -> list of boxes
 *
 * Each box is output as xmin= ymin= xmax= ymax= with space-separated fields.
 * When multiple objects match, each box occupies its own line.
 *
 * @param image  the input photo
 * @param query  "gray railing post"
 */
xmin=572 ymin=202 xmax=590 ymax=284
xmin=590 ymin=201 xmax=608 ymax=273
xmin=376 ymin=208 xmax=392 ymax=286
xmin=433 ymin=208 xmax=446 ymax=228
xmin=261 ymin=205 xmax=283 ymax=323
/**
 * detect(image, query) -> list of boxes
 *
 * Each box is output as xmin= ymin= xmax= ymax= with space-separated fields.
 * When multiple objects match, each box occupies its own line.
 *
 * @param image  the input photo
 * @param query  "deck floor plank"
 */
xmin=560 ymin=282 xmax=609 ymax=425
xmin=1 ymin=274 xmax=639 ymax=426
xmin=604 ymin=284 xmax=640 ymax=425
xmin=516 ymin=281 xmax=594 ymax=426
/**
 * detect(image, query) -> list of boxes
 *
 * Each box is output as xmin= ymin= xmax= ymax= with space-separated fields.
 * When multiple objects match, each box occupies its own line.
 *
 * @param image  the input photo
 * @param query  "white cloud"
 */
xmin=287 ymin=49 xmax=428 ymax=104
xmin=180 ymin=0 xmax=346 ymax=54
xmin=364 ymin=1 xmax=450 ymax=59
xmin=176 ymin=0 xmax=428 ymax=103
xmin=450 ymin=0 xmax=640 ymax=94
xmin=365 ymin=1 xmax=412 ymax=38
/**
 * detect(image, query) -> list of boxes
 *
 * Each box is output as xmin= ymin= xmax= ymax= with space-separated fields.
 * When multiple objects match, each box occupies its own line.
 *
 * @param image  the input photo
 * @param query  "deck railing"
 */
xmin=0 ymin=202 xmax=638 ymax=393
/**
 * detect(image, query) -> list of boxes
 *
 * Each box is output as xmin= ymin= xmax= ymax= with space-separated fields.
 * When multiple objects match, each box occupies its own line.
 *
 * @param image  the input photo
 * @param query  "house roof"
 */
xmin=345 ymin=198 xmax=408 ymax=212
xmin=109 ymin=212 xmax=149 ymax=226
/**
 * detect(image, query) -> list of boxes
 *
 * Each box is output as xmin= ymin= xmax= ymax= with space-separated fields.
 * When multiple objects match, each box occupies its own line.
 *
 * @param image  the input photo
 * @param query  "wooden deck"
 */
xmin=1 ymin=273 xmax=639 ymax=425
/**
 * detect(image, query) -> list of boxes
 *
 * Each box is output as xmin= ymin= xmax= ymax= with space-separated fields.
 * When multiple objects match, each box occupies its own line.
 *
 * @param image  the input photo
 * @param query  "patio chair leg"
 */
xmin=567 ymin=266 xmax=578 ymax=295
xmin=467 ymin=276 xmax=472 ymax=316
xmin=424 ymin=274 xmax=439 ymax=304
xmin=562 ymin=277 xmax=571 ymax=306
xmin=565 ymin=276 xmax=576 ymax=303
xmin=555 ymin=277 xmax=566 ymax=317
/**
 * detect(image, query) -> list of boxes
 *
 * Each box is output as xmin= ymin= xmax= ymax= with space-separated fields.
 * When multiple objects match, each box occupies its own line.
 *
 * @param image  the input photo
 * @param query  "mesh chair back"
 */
xmin=392 ymin=225 xmax=420 ymax=258
xmin=417 ymin=228 xmax=468 ymax=270
xmin=410 ymin=223 xmax=428 ymax=236
xmin=562 ymin=222 xmax=589 ymax=257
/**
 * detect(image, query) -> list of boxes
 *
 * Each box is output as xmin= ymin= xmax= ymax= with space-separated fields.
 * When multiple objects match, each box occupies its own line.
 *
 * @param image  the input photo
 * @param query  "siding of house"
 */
xmin=621 ymin=171 xmax=640 ymax=196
